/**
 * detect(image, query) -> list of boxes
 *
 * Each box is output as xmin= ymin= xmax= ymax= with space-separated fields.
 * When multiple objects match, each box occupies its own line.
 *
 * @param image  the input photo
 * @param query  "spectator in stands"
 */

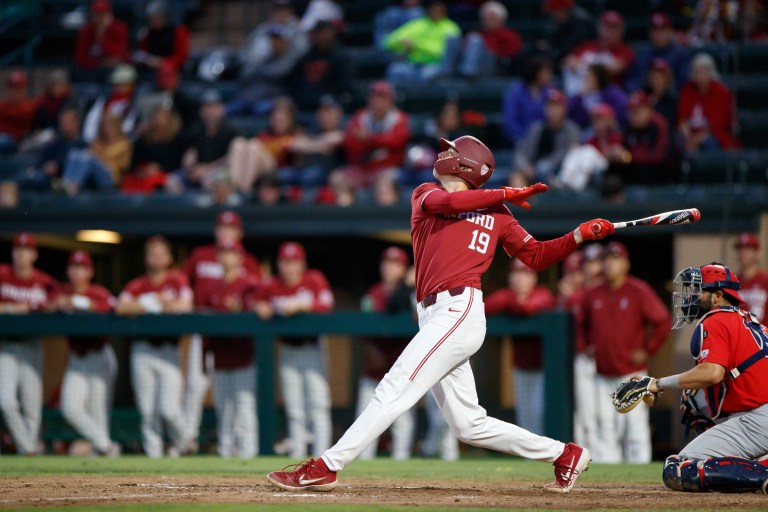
xmin=0 ymin=71 xmax=38 ymax=154
xmin=254 ymin=174 xmax=288 ymax=205
xmin=82 ymin=64 xmax=140 ymax=143
xmin=287 ymin=20 xmax=348 ymax=111
xmin=486 ymin=259 xmax=556 ymax=435
xmin=627 ymin=13 xmax=689 ymax=92
xmin=116 ymin=235 xmax=193 ymax=458
xmin=57 ymin=250 xmax=119 ymax=457
xmin=502 ymin=56 xmax=553 ymax=145
xmin=331 ymin=81 xmax=410 ymax=196
xmin=563 ymin=11 xmax=634 ymax=96
xmin=512 ymin=89 xmax=580 ymax=186
xmin=622 ymin=91 xmax=670 ymax=177
xmin=298 ymin=0 xmax=344 ymax=32
xmin=134 ymin=1 xmax=190 ymax=74
xmin=678 ymin=53 xmax=737 ymax=153
xmin=228 ymin=97 xmax=300 ymax=195
xmin=197 ymin=240 xmax=260 ymax=458
xmin=281 ymin=95 xmax=345 ymax=188
xmin=138 ymin=63 xmax=199 ymax=128
xmin=73 ymin=0 xmax=130 ymax=79
xmin=253 ymin=242 xmax=335 ymax=459
xmin=374 ymin=0 xmax=425 ymax=48
xmin=384 ymin=0 xmax=461 ymax=83
xmin=440 ymin=1 xmax=522 ymax=78
xmin=734 ymin=232 xmax=768 ymax=323
xmin=643 ymin=59 xmax=678 ymax=131
xmin=89 ymin=113 xmax=133 ymax=187
xmin=538 ymin=0 xmax=594 ymax=64
xmin=0 ymin=233 xmax=59 ymax=455
xmin=744 ymin=0 xmax=768 ymax=41
xmin=689 ymin=0 xmax=741 ymax=46
xmin=17 ymin=106 xmax=86 ymax=191
xmin=122 ymin=103 xmax=186 ymax=194
xmin=30 ymin=70 xmax=72 ymax=136
xmin=567 ymin=63 xmax=628 ymax=130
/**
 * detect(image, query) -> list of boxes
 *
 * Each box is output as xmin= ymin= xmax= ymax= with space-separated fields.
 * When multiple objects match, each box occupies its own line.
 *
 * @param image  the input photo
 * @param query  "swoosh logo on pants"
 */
xmin=448 ymin=307 xmax=461 ymax=312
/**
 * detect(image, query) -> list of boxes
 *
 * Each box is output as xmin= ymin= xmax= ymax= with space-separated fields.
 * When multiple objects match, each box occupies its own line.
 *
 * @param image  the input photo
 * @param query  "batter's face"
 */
xmin=380 ymin=258 xmax=406 ymax=284
xmin=145 ymin=241 xmax=172 ymax=273
xmin=278 ymin=258 xmax=305 ymax=284
xmin=67 ymin=264 xmax=93 ymax=286
xmin=12 ymin=246 xmax=37 ymax=270
xmin=215 ymin=224 xmax=242 ymax=245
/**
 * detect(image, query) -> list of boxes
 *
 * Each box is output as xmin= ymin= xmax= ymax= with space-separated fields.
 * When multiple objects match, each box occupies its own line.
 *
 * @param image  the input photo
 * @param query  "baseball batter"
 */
xmin=622 ymin=262 xmax=768 ymax=493
xmin=58 ymin=250 xmax=119 ymax=456
xmin=116 ymin=236 xmax=193 ymax=458
xmin=268 ymin=135 xmax=614 ymax=493
xmin=0 ymin=233 xmax=59 ymax=455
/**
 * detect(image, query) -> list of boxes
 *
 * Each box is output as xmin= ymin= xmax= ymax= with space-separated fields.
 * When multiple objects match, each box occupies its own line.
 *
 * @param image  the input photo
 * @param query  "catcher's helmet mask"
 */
xmin=672 ymin=262 xmax=743 ymax=329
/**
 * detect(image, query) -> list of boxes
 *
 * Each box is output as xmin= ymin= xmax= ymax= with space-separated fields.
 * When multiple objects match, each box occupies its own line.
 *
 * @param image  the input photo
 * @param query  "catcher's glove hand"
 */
xmin=611 ymin=376 xmax=662 ymax=413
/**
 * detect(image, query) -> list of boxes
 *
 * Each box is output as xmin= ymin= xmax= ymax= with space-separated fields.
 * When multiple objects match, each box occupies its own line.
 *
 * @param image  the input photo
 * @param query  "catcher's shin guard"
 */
xmin=664 ymin=455 xmax=768 ymax=493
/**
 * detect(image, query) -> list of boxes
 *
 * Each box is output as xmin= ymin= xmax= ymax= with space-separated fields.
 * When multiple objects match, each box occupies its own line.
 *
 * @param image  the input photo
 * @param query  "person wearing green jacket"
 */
xmin=383 ymin=0 xmax=460 ymax=83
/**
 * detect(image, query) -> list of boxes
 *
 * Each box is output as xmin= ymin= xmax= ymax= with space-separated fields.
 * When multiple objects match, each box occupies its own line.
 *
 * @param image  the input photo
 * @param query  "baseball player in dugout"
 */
xmin=58 ymin=250 xmax=120 ymax=457
xmin=196 ymin=240 xmax=260 ymax=458
xmin=612 ymin=262 xmax=768 ymax=494
xmin=254 ymin=242 xmax=335 ymax=459
xmin=0 ymin=233 xmax=59 ymax=455
xmin=116 ymin=235 xmax=193 ymax=458
xmin=734 ymin=232 xmax=768 ymax=323
xmin=485 ymin=259 xmax=556 ymax=436
xmin=578 ymin=242 xmax=670 ymax=464
xmin=182 ymin=210 xmax=262 ymax=450
xmin=268 ymin=135 xmax=614 ymax=493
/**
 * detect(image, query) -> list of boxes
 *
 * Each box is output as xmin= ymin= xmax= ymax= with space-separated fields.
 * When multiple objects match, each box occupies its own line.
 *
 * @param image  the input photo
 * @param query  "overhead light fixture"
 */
xmin=75 ymin=230 xmax=122 ymax=244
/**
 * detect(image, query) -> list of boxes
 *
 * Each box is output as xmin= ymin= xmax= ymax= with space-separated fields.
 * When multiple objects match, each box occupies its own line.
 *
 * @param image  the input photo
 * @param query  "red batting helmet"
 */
xmin=434 ymin=135 xmax=495 ymax=189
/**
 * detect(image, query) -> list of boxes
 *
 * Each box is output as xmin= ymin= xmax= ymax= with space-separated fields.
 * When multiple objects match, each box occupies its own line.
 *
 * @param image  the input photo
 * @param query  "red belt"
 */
xmin=419 ymin=286 xmax=466 ymax=309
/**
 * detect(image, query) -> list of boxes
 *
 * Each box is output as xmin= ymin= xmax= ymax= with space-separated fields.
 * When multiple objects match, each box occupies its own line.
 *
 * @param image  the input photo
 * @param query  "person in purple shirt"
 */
xmin=502 ymin=55 xmax=553 ymax=145
xmin=567 ymin=63 xmax=627 ymax=129
xmin=626 ymin=13 xmax=689 ymax=92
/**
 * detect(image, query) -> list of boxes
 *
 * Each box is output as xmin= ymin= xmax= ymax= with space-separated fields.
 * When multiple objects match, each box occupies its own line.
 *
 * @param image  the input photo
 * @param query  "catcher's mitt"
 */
xmin=611 ymin=376 xmax=662 ymax=413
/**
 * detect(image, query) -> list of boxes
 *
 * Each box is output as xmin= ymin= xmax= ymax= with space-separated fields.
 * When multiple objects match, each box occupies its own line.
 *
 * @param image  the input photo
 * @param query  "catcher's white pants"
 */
xmin=573 ymin=353 xmax=599 ymax=452
xmin=594 ymin=372 xmax=651 ymax=464
xmin=183 ymin=334 xmax=211 ymax=445
xmin=323 ymin=288 xmax=565 ymax=471
xmin=60 ymin=345 xmax=117 ymax=452
xmin=357 ymin=375 xmax=415 ymax=460
xmin=420 ymin=390 xmax=459 ymax=460
xmin=0 ymin=340 xmax=42 ymax=454
xmin=279 ymin=342 xmax=332 ymax=459
xmin=131 ymin=341 xmax=186 ymax=458
xmin=213 ymin=364 xmax=257 ymax=458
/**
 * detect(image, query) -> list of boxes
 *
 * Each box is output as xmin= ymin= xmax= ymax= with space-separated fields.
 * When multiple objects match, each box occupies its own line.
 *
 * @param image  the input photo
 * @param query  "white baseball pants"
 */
xmin=60 ymin=345 xmax=117 ymax=452
xmin=573 ymin=353 xmax=599 ymax=452
xmin=183 ymin=334 xmax=211 ymax=445
xmin=0 ymin=340 xmax=42 ymax=455
xmin=213 ymin=364 xmax=258 ymax=458
xmin=513 ymin=368 xmax=544 ymax=436
xmin=279 ymin=342 xmax=332 ymax=459
xmin=357 ymin=375 xmax=415 ymax=460
xmin=594 ymin=372 xmax=652 ymax=464
xmin=420 ymin=390 xmax=459 ymax=460
xmin=130 ymin=341 xmax=186 ymax=458
xmin=323 ymin=288 xmax=565 ymax=471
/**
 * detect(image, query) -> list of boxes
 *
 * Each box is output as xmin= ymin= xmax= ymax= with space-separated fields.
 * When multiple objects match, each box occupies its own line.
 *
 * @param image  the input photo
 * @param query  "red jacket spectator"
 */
xmin=481 ymin=28 xmax=522 ymax=58
xmin=74 ymin=1 xmax=130 ymax=70
xmin=0 ymin=71 xmax=39 ymax=142
xmin=567 ymin=11 xmax=635 ymax=86
xmin=678 ymin=79 xmax=737 ymax=149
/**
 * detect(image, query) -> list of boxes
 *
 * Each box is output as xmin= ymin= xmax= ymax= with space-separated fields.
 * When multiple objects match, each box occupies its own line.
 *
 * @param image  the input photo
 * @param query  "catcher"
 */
xmin=612 ymin=262 xmax=768 ymax=494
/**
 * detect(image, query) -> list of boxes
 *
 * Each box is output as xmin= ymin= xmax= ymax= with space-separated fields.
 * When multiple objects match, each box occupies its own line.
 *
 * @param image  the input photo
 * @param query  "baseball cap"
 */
xmin=7 ymin=70 xmax=28 ymax=88
xmin=563 ymin=251 xmax=584 ymax=273
xmin=700 ymin=262 xmax=744 ymax=303
xmin=584 ymin=244 xmax=603 ymax=261
xmin=600 ymin=10 xmax=624 ymax=26
xmin=734 ymin=232 xmax=760 ymax=250
xmin=591 ymin=103 xmax=615 ymax=119
xmin=650 ymin=13 xmax=671 ymax=29
xmin=650 ymin=58 xmax=672 ymax=74
xmin=217 ymin=240 xmax=245 ymax=253
xmin=628 ymin=90 xmax=650 ymax=109
xmin=546 ymin=88 xmax=566 ymax=105
xmin=91 ymin=0 xmax=112 ymax=13
xmin=68 ymin=250 xmax=93 ymax=267
xmin=382 ymin=246 xmax=409 ymax=266
xmin=318 ymin=94 xmax=341 ymax=110
xmin=511 ymin=258 xmax=535 ymax=272
xmin=109 ymin=64 xmax=137 ymax=85
xmin=603 ymin=241 xmax=629 ymax=259
xmin=217 ymin=211 xmax=242 ymax=227
xmin=13 ymin=232 xmax=36 ymax=249
xmin=278 ymin=241 xmax=306 ymax=261
xmin=201 ymin=88 xmax=223 ymax=104
xmin=369 ymin=80 xmax=394 ymax=99
xmin=543 ymin=0 xmax=574 ymax=12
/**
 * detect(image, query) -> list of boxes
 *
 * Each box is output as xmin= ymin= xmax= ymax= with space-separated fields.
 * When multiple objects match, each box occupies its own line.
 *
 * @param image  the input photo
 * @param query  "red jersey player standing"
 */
xmin=57 ymin=250 xmax=120 ymax=456
xmin=268 ymin=135 xmax=614 ymax=493
xmin=734 ymin=232 xmax=768 ymax=323
xmin=0 ymin=233 xmax=59 ymax=455
xmin=255 ymin=242 xmax=335 ymax=459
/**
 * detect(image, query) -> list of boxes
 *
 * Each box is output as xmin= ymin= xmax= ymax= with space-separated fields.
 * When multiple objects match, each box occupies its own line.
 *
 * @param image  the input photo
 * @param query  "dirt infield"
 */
xmin=1 ymin=476 xmax=766 ymax=510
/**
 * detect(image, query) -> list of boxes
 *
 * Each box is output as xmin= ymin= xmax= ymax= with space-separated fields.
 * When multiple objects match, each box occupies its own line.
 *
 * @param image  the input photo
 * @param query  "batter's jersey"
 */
xmin=696 ymin=308 xmax=768 ymax=413
xmin=0 ymin=264 xmax=59 ymax=312
xmin=61 ymin=282 xmax=115 ymax=355
xmin=361 ymin=281 xmax=412 ymax=380
xmin=119 ymin=270 xmax=192 ymax=344
xmin=196 ymin=274 xmax=260 ymax=370
xmin=183 ymin=244 xmax=262 ymax=300
xmin=579 ymin=276 xmax=670 ymax=376
xmin=410 ymin=183 xmax=577 ymax=302
xmin=740 ymin=269 xmax=768 ymax=323
xmin=256 ymin=269 xmax=334 ymax=346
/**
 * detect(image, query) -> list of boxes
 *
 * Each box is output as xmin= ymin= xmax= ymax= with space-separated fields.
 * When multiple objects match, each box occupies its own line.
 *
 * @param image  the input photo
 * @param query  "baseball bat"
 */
xmin=591 ymin=208 xmax=701 ymax=235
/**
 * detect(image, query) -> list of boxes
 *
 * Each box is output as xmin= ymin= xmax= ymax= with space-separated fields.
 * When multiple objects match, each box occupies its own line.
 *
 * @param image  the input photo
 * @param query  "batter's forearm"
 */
xmin=422 ymin=188 xmax=505 ymax=215
xmin=515 ymin=233 xmax=578 ymax=271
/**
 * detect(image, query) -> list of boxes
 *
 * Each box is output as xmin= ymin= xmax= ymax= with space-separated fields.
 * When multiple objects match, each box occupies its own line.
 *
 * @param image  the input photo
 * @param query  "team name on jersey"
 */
xmin=1 ymin=282 xmax=48 ymax=306
xmin=196 ymin=261 xmax=224 ymax=279
xmin=453 ymin=211 xmax=495 ymax=230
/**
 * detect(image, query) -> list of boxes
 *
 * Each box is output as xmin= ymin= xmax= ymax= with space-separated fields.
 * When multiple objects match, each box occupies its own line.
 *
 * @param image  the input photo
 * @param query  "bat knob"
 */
xmin=591 ymin=223 xmax=602 ymax=235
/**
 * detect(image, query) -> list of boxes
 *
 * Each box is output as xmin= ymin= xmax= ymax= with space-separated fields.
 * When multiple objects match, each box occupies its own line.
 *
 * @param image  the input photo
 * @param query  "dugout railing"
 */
xmin=0 ymin=311 xmax=572 ymax=455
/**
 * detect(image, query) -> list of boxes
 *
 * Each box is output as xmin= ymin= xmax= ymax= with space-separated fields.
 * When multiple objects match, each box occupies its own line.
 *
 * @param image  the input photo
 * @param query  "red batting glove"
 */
xmin=501 ymin=182 xmax=548 ymax=209
xmin=577 ymin=219 xmax=615 ymax=242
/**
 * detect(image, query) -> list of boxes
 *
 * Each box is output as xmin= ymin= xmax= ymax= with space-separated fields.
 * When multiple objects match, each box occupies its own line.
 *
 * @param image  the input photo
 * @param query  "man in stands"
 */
xmin=74 ymin=0 xmax=130 ymax=79
xmin=134 ymin=1 xmax=190 ymax=73
xmin=627 ymin=13 xmax=689 ymax=91
xmin=0 ymin=71 xmax=39 ymax=154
